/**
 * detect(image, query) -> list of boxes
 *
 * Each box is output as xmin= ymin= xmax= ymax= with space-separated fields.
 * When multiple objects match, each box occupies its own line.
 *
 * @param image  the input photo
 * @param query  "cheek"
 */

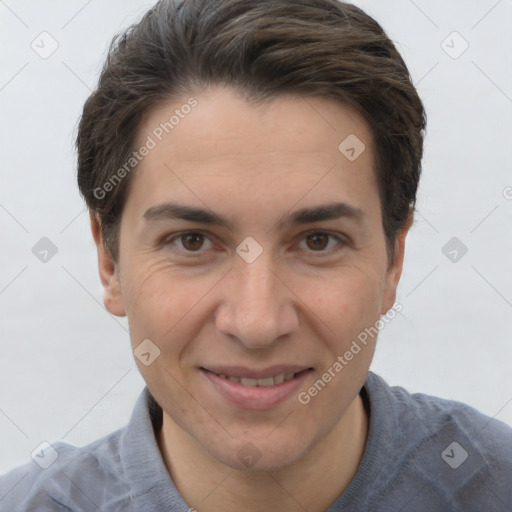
xmin=120 ymin=258 xmax=223 ymax=348
xmin=121 ymin=259 xmax=168 ymax=324
xmin=119 ymin=259 xmax=205 ymax=393
xmin=315 ymin=263 xmax=385 ymax=337
xmin=295 ymin=269 xmax=382 ymax=428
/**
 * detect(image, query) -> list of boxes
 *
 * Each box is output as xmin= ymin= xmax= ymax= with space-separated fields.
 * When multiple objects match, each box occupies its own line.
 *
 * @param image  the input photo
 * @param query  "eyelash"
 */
xmin=161 ymin=230 xmax=348 ymax=256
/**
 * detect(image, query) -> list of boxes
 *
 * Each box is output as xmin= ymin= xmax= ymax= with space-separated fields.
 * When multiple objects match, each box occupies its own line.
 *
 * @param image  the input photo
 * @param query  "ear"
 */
xmin=89 ymin=211 xmax=126 ymax=317
xmin=380 ymin=209 xmax=414 ymax=315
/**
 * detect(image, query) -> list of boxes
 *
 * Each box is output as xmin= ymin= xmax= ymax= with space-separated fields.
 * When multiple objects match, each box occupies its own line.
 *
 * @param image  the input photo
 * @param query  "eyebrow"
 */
xmin=142 ymin=201 xmax=365 ymax=230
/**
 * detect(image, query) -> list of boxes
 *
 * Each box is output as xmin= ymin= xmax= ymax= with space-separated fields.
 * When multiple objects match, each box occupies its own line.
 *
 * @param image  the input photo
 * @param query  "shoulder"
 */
xmin=368 ymin=371 xmax=512 ymax=445
xmin=365 ymin=372 xmax=512 ymax=510
xmin=387 ymin=376 xmax=512 ymax=450
xmin=0 ymin=427 xmax=130 ymax=511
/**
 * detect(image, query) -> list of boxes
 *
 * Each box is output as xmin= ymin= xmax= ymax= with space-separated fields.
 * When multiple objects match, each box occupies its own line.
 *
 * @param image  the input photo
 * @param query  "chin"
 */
xmin=207 ymin=434 xmax=312 ymax=473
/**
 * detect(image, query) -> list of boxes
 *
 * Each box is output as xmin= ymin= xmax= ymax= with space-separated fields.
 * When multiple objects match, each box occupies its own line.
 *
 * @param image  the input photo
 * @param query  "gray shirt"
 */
xmin=1 ymin=371 xmax=511 ymax=511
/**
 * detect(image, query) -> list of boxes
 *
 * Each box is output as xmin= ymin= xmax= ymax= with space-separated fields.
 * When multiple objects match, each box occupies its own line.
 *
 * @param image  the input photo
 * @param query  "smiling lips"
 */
xmin=203 ymin=369 xmax=309 ymax=387
xmin=216 ymin=373 xmax=296 ymax=386
xmin=201 ymin=366 xmax=313 ymax=409
xmin=201 ymin=366 xmax=312 ymax=387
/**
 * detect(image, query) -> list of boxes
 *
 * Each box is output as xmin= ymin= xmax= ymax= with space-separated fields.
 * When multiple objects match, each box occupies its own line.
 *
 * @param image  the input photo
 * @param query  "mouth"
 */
xmin=199 ymin=366 xmax=313 ymax=410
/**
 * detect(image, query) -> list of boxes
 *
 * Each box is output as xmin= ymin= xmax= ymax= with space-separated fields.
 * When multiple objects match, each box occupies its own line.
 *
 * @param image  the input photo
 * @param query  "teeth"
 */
xmin=257 ymin=377 xmax=275 ymax=387
xmin=240 ymin=377 xmax=258 ymax=386
xmin=273 ymin=373 xmax=285 ymax=384
xmin=220 ymin=372 xmax=298 ymax=387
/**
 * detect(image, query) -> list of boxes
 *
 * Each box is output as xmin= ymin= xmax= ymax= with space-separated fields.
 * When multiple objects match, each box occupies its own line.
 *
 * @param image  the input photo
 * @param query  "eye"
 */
xmin=161 ymin=230 xmax=347 ymax=256
xmin=163 ymin=231 xmax=214 ymax=253
xmin=297 ymin=231 xmax=346 ymax=253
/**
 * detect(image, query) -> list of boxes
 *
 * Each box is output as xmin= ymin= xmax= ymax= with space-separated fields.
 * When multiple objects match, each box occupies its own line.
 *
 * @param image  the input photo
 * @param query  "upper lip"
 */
xmin=201 ymin=365 xmax=313 ymax=379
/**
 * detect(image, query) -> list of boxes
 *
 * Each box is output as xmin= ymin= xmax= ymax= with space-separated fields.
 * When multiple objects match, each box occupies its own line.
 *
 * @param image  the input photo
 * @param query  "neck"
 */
xmin=157 ymin=393 xmax=368 ymax=512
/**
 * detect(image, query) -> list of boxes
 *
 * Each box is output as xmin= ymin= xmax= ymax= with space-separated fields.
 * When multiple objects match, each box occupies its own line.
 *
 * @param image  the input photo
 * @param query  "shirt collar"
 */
xmin=119 ymin=371 xmax=394 ymax=511
xmin=119 ymin=387 xmax=190 ymax=511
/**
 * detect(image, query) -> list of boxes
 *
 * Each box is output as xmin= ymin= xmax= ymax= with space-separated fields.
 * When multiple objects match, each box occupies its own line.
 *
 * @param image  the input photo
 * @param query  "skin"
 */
xmin=91 ymin=86 xmax=412 ymax=511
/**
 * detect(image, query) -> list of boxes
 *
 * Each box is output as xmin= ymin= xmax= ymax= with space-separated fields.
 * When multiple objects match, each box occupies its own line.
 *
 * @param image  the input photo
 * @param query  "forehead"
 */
xmin=127 ymin=87 xmax=380 ymax=228
xmin=138 ymin=87 xmax=373 ymax=163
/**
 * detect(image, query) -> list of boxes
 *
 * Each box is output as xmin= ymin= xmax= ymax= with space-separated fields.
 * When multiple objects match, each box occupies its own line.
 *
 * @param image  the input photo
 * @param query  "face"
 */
xmin=93 ymin=86 xmax=409 ymax=471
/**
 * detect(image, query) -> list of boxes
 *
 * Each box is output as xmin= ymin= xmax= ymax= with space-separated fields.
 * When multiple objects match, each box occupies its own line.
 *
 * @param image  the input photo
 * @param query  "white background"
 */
xmin=1 ymin=0 xmax=511 ymax=474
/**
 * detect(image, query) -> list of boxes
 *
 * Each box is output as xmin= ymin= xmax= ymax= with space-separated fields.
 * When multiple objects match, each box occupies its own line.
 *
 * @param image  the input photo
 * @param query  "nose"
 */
xmin=214 ymin=250 xmax=299 ymax=349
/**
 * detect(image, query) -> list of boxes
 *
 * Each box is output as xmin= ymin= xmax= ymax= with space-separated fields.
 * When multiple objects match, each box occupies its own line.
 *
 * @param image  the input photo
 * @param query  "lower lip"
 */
xmin=201 ymin=369 xmax=312 ymax=410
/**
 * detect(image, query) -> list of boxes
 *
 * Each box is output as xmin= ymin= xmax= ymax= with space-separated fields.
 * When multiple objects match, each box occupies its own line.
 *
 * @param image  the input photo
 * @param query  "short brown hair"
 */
xmin=77 ymin=0 xmax=426 ymax=263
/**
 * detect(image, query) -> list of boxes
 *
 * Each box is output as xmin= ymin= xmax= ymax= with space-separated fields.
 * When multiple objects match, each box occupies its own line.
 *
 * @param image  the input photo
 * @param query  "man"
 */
xmin=1 ymin=0 xmax=511 ymax=510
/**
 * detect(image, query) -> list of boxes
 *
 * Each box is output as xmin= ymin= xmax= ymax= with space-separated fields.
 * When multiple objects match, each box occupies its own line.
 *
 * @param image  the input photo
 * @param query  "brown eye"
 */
xmin=163 ymin=231 xmax=214 ymax=253
xmin=180 ymin=232 xmax=205 ymax=251
xmin=305 ymin=232 xmax=330 ymax=251
xmin=297 ymin=231 xmax=346 ymax=254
